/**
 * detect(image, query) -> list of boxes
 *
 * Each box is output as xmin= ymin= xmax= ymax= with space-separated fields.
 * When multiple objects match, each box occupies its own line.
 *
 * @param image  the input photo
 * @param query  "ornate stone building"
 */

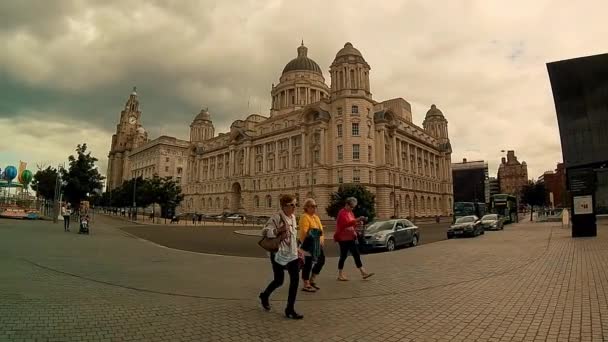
xmin=107 ymin=42 xmax=454 ymax=219
xmin=497 ymin=150 xmax=528 ymax=200
xmin=106 ymin=87 xmax=148 ymax=190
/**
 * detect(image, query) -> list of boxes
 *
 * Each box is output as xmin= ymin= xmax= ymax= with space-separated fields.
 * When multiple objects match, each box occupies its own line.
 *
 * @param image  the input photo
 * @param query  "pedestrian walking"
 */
xmin=334 ymin=197 xmax=374 ymax=281
xmin=259 ymin=194 xmax=303 ymax=319
xmin=61 ymin=205 xmax=71 ymax=232
xmin=192 ymin=212 xmax=197 ymax=225
xmin=298 ymin=198 xmax=325 ymax=292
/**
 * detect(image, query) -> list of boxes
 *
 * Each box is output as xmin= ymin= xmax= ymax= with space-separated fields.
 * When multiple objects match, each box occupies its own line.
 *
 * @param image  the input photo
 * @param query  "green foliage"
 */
xmin=103 ymin=175 xmax=184 ymax=218
xmin=31 ymin=166 xmax=58 ymax=200
xmin=326 ymin=184 xmax=376 ymax=221
xmin=521 ymin=181 xmax=547 ymax=208
xmin=61 ymin=144 xmax=104 ymax=206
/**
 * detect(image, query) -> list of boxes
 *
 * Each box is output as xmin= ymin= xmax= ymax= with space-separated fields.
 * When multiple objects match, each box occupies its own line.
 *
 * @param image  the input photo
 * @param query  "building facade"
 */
xmin=128 ymin=136 xmax=190 ymax=185
xmin=181 ymin=42 xmax=453 ymax=219
xmin=497 ymin=150 xmax=528 ymax=200
xmin=107 ymin=42 xmax=454 ymax=220
xmin=538 ymin=163 xmax=568 ymax=209
xmin=488 ymin=177 xmax=500 ymax=197
xmin=452 ymin=158 xmax=489 ymax=203
xmin=106 ymin=88 xmax=148 ymax=190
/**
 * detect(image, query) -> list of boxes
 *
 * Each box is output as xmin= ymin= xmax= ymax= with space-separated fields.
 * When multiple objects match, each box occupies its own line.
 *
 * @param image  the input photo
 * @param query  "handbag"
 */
xmin=258 ymin=216 xmax=287 ymax=252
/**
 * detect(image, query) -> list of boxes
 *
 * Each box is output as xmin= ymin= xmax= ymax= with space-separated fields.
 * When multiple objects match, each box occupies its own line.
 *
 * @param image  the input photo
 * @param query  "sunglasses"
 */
xmin=286 ymin=202 xmax=297 ymax=207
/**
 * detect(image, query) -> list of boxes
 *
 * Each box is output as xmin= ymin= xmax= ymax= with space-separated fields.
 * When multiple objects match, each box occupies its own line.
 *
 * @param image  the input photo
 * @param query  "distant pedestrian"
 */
xmin=61 ymin=205 xmax=71 ymax=232
xmin=198 ymin=214 xmax=202 ymax=225
xmin=298 ymin=198 xmax=325 ymax=292
xmin=334 ymin=197 xmax=374 ymax=281
xmin=259 ymin=194 xmax=303 ymax=319
xmin=192 ymin=213 xmax=197 ymax=225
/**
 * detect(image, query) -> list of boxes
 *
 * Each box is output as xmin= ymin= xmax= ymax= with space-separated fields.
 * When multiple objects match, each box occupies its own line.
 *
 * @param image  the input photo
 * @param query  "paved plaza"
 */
xmin=1 ymin=216 xmax=608 ymax=341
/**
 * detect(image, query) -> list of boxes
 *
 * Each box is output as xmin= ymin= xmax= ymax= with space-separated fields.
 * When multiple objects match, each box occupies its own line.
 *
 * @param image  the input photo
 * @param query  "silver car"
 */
xmin=360 ymin=219 xmax=420 ymax=252
xmin=480 ymin=214 xmax=504 ymax=230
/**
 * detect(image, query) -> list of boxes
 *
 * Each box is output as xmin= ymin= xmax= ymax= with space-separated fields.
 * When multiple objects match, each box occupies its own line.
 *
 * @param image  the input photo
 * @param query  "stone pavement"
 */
xmin=1 ymin=216 xmax=607 ymax=341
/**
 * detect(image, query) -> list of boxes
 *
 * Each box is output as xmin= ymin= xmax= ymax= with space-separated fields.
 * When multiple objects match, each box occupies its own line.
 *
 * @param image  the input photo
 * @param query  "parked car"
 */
xmin=226 ymin=214 xmax=245 ymax=221
xmin=360 ymin=219 xmax=420 ymax=252
xmin=480 ymin=214 xmax=504 ymax=230
xmin=447 ymin=215 xmax=484 ymax=238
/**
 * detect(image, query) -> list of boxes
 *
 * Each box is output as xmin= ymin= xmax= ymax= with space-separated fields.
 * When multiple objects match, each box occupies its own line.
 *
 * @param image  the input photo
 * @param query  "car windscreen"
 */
xmin=481 ymin=214 xmax=498 ymax=221
xmin=455 ymin=216 xmax=475 ymax=224
xmin=365 ymin=221 xmax=395 ymax=233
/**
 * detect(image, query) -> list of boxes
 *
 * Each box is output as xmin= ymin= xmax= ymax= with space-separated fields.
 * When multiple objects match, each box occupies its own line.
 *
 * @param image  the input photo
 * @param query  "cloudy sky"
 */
xmin=1 ymin=0 xmax=607 ymax=181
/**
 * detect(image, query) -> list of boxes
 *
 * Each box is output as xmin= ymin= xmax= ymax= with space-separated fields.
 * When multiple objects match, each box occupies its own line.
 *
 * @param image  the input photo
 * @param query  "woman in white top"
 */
xmin=259 ymin=194 xmax=303 ymax=319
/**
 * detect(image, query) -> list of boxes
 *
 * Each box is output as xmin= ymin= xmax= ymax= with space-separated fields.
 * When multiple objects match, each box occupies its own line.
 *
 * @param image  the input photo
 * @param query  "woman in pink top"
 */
xmin=334 ymin=197 xmax=374 ymax=281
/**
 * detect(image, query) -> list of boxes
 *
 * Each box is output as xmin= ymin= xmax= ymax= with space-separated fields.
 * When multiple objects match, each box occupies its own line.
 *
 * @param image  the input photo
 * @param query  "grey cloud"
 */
xmin=3 ymin=0 xmax=605 ymax=179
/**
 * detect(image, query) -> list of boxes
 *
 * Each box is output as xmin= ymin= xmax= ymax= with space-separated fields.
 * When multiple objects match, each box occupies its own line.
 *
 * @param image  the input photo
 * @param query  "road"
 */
xmin=117 ymin=216 xmax=451 ymax=258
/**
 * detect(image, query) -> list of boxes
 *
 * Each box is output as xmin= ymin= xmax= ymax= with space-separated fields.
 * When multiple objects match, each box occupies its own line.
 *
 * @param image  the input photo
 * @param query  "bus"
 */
xmin=453 ymin=202 xmax=486 ymax=222
xmin=489 ymin=194 xmax=518 ymax=224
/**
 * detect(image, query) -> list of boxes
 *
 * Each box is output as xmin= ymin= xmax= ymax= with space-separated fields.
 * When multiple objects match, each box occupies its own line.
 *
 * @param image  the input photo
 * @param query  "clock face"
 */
xmin=128 ymin=116 xmax=137 ymax=124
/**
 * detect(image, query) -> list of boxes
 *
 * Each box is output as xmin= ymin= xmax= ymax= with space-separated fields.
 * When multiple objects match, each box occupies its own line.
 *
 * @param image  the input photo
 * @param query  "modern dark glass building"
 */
xmin=452 ymin=159 xmax=489 ymax=204
xmin=547 ymin=53 xmax=608 ymax=236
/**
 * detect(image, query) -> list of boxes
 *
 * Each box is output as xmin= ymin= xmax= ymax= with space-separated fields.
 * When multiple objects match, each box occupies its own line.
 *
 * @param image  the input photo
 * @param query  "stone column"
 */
xmin=262 ymin=144 xmax=267 ymax=173
xmin=301 ymin=131 xmax=307 ymax=166
xmin=288 ymin=137 xmax=292 ymax=169
xmin=379 ymin=128 xmax=386 ymax=165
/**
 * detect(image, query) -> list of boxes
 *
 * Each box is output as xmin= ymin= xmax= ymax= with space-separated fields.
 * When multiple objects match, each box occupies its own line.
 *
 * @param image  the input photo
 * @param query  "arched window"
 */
xmin=254 ymin=196 xmax=260 ymax=208
xmin=266 ymin=195 xmax=272 ymax=208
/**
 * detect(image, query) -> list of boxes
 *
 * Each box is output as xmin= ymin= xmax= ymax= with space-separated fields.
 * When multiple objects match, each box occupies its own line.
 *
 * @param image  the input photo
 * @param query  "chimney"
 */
xmin=463 ymin=158 xmax=467 ymax=163
xmin=501 ymin=157 xmax=506 ymax=164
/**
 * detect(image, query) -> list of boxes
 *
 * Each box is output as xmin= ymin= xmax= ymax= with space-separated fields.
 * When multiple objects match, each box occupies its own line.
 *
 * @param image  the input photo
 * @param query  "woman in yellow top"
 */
xmin=298 ymin=198 xmax=325 ymax=292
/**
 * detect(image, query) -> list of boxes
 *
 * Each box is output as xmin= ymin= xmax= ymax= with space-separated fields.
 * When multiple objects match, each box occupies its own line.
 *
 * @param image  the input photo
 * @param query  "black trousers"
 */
xmin=338 ymin=240 xmax=363 ymax=270
xmin=302 ymin=248 xmax=325 ymax=281
xmin=262 ymin=254 xmax=300 ymax=310
xmin=63 ymin=215 xmax=70 ymax=230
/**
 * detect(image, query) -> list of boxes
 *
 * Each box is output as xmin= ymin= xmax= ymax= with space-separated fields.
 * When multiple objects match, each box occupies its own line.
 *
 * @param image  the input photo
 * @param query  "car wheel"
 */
xmin=447 ymin=234 xmax=453 ymax=239
xmin=481 ymin=229 xmax=485 ymax=235
xmin=386 ymin=238 xmax=396 ymax=251
xmin=411 ymin=235 xmax=419 ymax=247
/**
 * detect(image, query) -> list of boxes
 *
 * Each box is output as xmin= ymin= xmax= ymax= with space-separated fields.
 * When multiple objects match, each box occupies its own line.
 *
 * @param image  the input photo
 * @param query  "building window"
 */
xmin=177 ymin=167 xmax=183 ymax=175
xmin=351 ymin=123 xmax=359 ymax=136
xmin=368 ymin=145 xmax=373 ymax=162
xmin=256 ymin=159 xmax=262 ymax=172
xmin=338 ymin=170 xmax=343 ymax=184
xmin=337 ymin=107 xmax=343 ymax=116
xmin=337 ymin=145 xmax=343 ymax=161
xmin=337 ymin=124 xmax=343 ymax=138
xmin=254 ymin=196 xmax=260 ymax=208
xmin=165 ymin=166 xmax=169 ymax=172
xmin=352 ymin=144 xmax=360 ymax=160
xmin=369 ymin=171 xmax=374 ymax=183
xmin=314 ymin=150 xmax=320 ymax=163
xmin=166 ymin=157 xmax=170 ymax=162
xmin=351 ymin=105 xmax=359 ymax=115
xmin=266 ymin=195 xmax=272 ymax=208
xmin=353 ymin=169 xmax=360 ymax=183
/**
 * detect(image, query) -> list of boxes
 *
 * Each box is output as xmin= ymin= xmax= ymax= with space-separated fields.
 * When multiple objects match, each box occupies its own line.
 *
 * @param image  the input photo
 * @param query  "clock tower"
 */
xmin=106 ymin=87 xmax=148 ymax=191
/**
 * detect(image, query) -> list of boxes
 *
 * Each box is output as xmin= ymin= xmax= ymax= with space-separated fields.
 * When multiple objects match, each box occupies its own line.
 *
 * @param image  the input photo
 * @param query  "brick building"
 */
xmin=497 ymin=150 xmax=528 ymax=200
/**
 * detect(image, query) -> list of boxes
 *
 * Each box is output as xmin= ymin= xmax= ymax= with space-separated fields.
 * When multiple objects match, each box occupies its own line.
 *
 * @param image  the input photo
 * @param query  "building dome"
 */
xmin=335 ymin=42 xmax=363 ymax=58
xmin=137 ymin=127 xmax=146 ymax=134
xmin=425 ymin=104 xmax=445 ymax=118
xmin=282 ymin=42 xmax=322 ymax=75
xmin=194 ymin=107 xmax=211 ymax=121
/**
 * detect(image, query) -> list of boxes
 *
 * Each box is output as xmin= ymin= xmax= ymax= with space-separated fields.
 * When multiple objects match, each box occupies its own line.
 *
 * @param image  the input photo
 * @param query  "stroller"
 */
xmin=79 ymin=215 xmax=90 ymax=234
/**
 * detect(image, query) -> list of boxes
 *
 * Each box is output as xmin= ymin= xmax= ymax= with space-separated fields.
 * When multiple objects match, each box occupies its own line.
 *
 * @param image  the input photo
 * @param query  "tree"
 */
xmin=31 ymin=166 xmax=59 ymax=200
xmin=521 ymin=180 xmax=547 ymax=221
xmin=62 ymin=144 xmax=104 ymax=206
xmin=326 ymin=184 xmax=376 ymax=222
